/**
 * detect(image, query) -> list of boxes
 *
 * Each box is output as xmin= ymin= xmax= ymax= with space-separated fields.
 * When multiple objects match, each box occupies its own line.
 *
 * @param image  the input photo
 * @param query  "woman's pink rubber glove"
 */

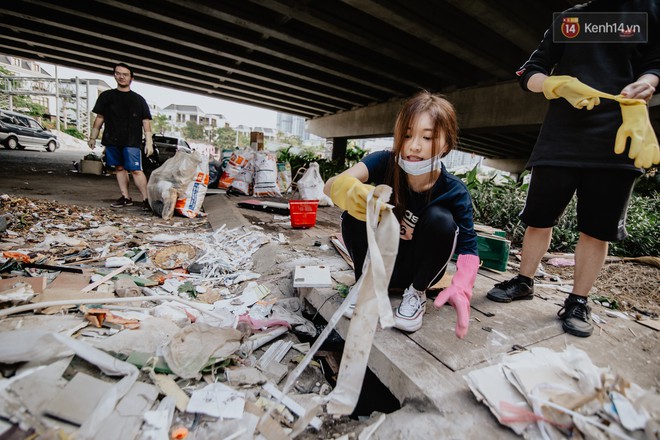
xmin=433 ymin=254 xmax=480 ymax=339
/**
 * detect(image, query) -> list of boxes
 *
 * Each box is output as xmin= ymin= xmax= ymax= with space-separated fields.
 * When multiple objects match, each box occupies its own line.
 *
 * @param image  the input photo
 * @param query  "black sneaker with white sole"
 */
xmin=557 ymin=295 xmax=593 ymax=337
xmin=486 ymin=275 xmax=534 ymax=303
xmin=111 ymin=196 xmax=133 ymax=208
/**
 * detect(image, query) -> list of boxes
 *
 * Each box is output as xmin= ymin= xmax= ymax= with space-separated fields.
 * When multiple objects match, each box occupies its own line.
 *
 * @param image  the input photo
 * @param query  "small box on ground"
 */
xmin=80 ymin=159 xmax=103 ymax=175
xmin=476 ymin=234 xmax=510 ymax=272
xmin=250 ymin=131 xmax=264 ymax=150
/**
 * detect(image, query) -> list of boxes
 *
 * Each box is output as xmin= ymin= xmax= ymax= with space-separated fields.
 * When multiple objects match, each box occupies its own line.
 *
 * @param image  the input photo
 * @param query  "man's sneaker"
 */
xmin=142 ymin=199 xmax=152 ymax=212
xmin=394 ymin=287 xmax=426 ymax=332
xmin=486 ymin=275 xmax=534 ymax=303
xmin=111 ymin=196 xmax=133 ymax=208
xmin=557 ymin=295 xmax=593 ymax=337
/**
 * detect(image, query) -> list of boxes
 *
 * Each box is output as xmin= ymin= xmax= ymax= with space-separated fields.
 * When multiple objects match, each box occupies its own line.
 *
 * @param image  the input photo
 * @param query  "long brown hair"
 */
xmin=386 ymin=90 xmax=458 ymax=219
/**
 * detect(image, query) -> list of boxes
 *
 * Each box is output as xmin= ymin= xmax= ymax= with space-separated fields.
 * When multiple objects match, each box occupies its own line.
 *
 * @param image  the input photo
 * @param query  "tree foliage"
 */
xmin=152 ymin=114 xmax=171 ymax=135
xmin=214 ymin=124 xmax=236 ymax=148
xmin=182 ymin=121 xmax=206 ymax=141
xmin=276 ymin=143 xmax=368 ymax=182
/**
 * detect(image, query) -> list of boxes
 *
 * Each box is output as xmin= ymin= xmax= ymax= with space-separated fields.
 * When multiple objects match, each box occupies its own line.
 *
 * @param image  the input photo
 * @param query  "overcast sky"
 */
xmin=39 ymin=63 xmax=278 ymax=129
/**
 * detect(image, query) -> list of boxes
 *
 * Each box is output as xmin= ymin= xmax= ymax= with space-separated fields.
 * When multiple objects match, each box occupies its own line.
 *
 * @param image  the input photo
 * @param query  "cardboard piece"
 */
xmin=330 ymin=234 xmax=354 ymax=269
xmin=95 ymin=381 xmax=159 ymax=440
xmin=43 ymin=272 xmax=91 ymax=294
xmin=33 ymin=272 xmax=108 ymax=314
xmin=81 ymin=159 xmax=103 ymax=175
xmin=0 ymin=276 xmax=47 ymax=294
xmin=250 ymin=131 xmax=264 ymax=150
xmin=44 ymin=372 xmax=114 ymax=426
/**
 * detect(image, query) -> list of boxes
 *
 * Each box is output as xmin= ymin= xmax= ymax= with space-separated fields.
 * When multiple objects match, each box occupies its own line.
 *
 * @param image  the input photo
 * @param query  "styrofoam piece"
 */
xmin=293 ymin=265 xmax=332 ymax=288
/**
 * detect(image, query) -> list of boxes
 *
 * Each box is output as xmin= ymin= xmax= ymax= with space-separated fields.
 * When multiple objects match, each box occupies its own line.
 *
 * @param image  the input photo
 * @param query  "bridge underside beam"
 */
xmin=308 ymin=81 xmax=548 ymax=161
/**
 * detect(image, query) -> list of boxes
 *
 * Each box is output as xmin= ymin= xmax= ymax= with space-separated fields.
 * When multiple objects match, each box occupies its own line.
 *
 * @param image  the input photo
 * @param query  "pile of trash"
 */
xmin=0 ymin=194 xmax=375 ymax=439
xmin=217 ymin=151 xmax=333 ymax=207
xmin=467 ymin=346 xmax=660 ymax=439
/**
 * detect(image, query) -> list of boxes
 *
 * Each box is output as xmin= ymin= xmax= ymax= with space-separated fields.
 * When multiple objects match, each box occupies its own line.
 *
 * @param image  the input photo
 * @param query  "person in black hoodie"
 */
xmin=324 ymin=91 xmax=479 ymax=338
xmin=486 ymin=0 xmax=660 ymax=337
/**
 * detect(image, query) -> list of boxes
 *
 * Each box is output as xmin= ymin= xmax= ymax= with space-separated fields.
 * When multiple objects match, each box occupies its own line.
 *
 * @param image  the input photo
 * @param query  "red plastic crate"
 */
xmin=289 ymin=199 xmax=319 ymax=228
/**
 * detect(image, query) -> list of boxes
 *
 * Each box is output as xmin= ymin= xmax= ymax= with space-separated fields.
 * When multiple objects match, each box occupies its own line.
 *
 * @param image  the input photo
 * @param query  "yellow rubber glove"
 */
xmin=330 ymin=174 xmax=375 ymax=221
xmin=543 ymin=75 xmax=614 ymax=110
xmin=144 ymin=132 xmax=154 ymax=157
xmin=614 ymin=100 xmax=660 ymax=169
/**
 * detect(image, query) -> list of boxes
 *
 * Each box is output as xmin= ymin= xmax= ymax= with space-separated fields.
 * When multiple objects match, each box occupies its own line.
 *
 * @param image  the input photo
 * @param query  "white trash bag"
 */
xmin=297 ymin=162 xmax=333 ymax=206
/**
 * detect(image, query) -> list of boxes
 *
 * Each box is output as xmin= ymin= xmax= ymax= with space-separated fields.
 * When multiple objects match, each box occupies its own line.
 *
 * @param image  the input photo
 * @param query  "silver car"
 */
xmin=0 ymin=110 xmax=59 ymax=152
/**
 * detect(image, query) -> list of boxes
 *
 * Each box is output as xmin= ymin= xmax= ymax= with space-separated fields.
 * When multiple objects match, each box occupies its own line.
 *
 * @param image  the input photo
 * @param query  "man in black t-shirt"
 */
xmin=486 ymin=0 xmax=659 ymax=338
xmin=88 ymin=63 xmax=153 ymax=209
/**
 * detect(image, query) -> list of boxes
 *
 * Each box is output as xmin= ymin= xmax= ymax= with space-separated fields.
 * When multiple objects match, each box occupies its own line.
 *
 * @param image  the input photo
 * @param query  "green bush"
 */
xmin=610 ymin=193 xmax=659 ymax=257
xmin=276 ymin=144 xmax=367 ymax=182
xmin=63 ymin=127 xmax=85 ymax=140
xmin=633 ymin=168 xmax=659 ymax=196
xmin=459 ymin=166 xmax=659 ymax=257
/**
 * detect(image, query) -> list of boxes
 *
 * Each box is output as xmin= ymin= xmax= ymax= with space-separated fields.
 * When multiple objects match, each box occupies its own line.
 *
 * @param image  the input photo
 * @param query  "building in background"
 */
xmin=160 ymin=104 xmax=225 ymax=139
xmin=276 ymin=112 xmax=324 ymax=146
xmin=1 ymin=55 xmax=111 ymax=135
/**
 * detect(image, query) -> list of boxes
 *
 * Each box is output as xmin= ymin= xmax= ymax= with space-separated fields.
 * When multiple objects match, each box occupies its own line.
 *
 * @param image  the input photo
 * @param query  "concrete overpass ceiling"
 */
xmin=1 ymin=0 xmax=579 ymax=157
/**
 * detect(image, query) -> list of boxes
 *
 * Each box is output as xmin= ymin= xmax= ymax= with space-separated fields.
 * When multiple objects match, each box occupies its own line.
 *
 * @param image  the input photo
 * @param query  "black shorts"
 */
xmin=519 ymin=166 xmax=639 ymax=242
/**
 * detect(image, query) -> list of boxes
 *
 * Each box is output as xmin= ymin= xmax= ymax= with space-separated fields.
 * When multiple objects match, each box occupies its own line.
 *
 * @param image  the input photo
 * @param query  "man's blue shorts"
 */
xmin=105 ymin=145 xmax=143 ymax=171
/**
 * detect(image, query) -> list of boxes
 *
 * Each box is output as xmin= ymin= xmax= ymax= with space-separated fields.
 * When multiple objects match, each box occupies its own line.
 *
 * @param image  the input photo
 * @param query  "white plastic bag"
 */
xmin=147 ymin=150 xmax=202 ymax=220
xmin=297 ymin=162 xmax=333 ymax=206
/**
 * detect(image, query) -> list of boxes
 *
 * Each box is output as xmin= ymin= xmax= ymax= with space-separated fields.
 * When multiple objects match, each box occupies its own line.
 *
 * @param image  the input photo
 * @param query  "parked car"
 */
xmin=151 ymin=135 xmax=192 ymax=165
xmin=0 ymin=110 xmax=59 ymax=152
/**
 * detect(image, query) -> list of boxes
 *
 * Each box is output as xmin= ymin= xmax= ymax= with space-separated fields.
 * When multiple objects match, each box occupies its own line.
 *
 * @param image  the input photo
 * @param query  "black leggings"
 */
xmin=341 ymin=205 xmax=459 ymax=291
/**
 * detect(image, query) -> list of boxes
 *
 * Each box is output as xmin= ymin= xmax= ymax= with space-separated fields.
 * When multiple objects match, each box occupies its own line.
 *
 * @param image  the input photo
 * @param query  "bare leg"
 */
xmin=572 ymin=232 xmax=608 ymax=296
xmin=131 ymin=170 xmax=149 ymax=200
xmin=115 ymin=167 xmax=130 ymax=198
xmin=519 ymin=226 xmax=553 ymax=278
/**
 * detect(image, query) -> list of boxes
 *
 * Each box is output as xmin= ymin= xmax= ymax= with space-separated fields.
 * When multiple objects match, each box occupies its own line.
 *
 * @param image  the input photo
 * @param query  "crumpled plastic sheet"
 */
xmin=0 ymin=330 xmax=138 ymax=440
xmin=162 ymin=323 xmax=243 ymax=379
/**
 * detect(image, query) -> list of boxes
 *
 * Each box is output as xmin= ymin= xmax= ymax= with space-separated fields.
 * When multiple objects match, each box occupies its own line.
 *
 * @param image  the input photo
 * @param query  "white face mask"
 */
xmin=397 ymin=154 xmax=443 ymax=175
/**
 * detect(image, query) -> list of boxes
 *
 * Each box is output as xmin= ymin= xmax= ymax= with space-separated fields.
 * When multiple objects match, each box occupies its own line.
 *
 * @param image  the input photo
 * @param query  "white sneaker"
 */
xmin=394 ymin=287 xmax=426 ymax=332
xmin=343 ymin=290 xmax=357 ymax=319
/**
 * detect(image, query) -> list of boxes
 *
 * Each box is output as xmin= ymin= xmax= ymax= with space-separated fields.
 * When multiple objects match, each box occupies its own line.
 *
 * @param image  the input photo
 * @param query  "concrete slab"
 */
xmin=203 ymin=194 xmax=251 ymax=230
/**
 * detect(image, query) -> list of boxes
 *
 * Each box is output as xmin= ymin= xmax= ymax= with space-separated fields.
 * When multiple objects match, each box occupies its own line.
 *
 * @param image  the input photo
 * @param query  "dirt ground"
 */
xmin=541 ymin=260 xmax=660 ymax=318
